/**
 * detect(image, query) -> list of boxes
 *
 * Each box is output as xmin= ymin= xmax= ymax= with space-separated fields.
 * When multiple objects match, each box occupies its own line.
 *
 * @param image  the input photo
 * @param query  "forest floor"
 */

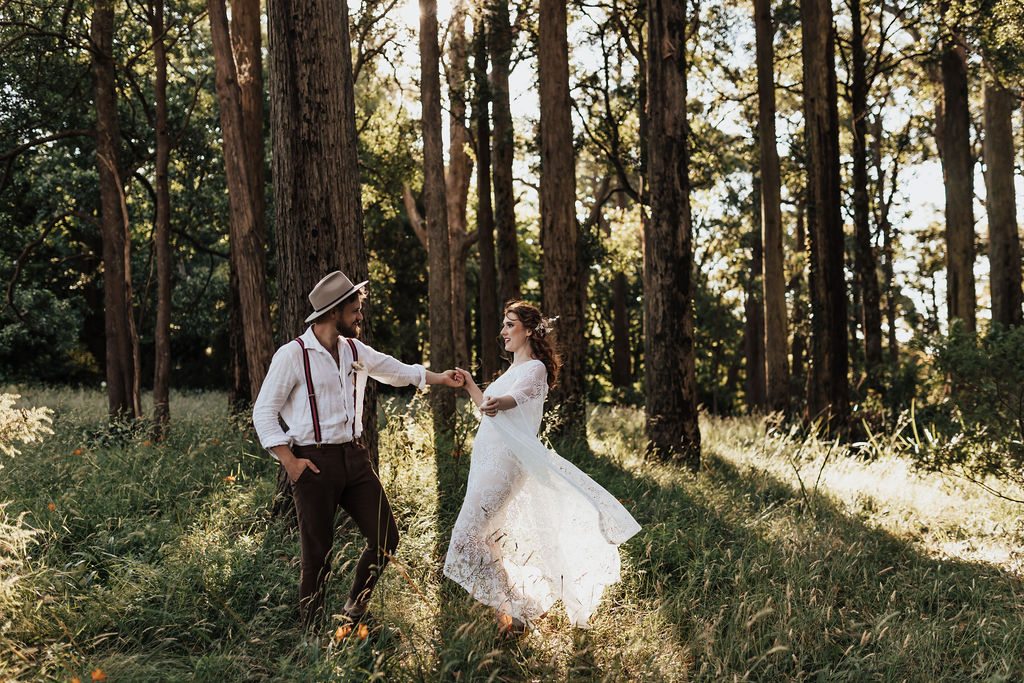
xmin=2 ymin=386 xmax=1023 ymax=681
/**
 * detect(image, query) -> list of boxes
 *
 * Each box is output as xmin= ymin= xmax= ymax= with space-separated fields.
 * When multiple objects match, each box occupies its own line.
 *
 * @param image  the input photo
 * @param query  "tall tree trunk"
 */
xmin=745 ymin=182 xmax=766 ymax=411
xmin=446 ymin=0 xmax=474 ymax=367
xmin=420 ymin=0 xmax=456 ymax=438
xmin=870 ymin=116 xmax=900 ymax=366
xmin=489 ymin=0 xmax=519 ymax=305
xmin=227 ymin=0 xmax=268 ymax=407
xmin=473 ymin=15 xmax=500 ymax=381
xmin=850 ymin=0 xmax=882 ymax=386
xmin=267 ymin=0 xmax=375 ymax=516
xmin=753 ymin=0 xmax=789 ymax=413
xmin=91 ymin=0 xmax=141 ymax=419
xmin=983 ymin=80 xmax=1022 ymax=327
xmin=645 ymin=0 xmax=701 ymax=467
xmin=539 ymin=0 xmax=586 ymax=445
xmin=939 ymin=24 xmax=976 ymax=331
xmin=152 ymin=0 xmax=172 ymax=436
xmin=790 ymin=201 xmax=807 ymax=387
xmin=801 ymin=0 xmax=848 ymax=425
xmin=209 ymin=0 xmax=274 ymax=400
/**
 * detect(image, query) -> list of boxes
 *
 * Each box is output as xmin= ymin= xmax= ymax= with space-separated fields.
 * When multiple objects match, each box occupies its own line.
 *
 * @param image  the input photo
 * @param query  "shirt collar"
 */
xmin=300 ymin=326 xmax=340 ymax=356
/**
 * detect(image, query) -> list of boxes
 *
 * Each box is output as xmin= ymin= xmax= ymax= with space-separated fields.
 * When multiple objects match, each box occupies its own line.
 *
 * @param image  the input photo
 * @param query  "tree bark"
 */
xmin=801 ymin=0 xmax=848 ymax=425
xmin=645 ymin=0 xmax=701 ymax=467
xmin=420 ymin=0 xmax=456 ymax=437
xmin=790 ymin=201 xmax=807 ymax=386
xmin=940 ymin=26 xmax=976 ymax=331
xmin=539 ymin=0 xmax=586 ymax=445
xmin=209 ymin=0 xmax=274 ymax=401
xmin=753 ymin=0 xmax=789 ymax=413
xmin=267 ymin=0 xmax=376 ymax=514
xmin=745 ymin=182 xmax=766 ymax=412
xmin=152 ymin=0 xmax=172 ymax=436
xmin=489 ymin=0 xmax=519 ymax=306
xmin=473 ymin=15 xmax=500 ymax=381
xmin=850 ymin=0 xmax=882 ymax=386
xmin=446 ymin=0 xmax=474 ymax=367
xmin=227 ymin=0 xmax=268 ymax=407
xmin=91 ymin=0 xmax=141 ymax=419
xmin=983 ymin=80 xmax=1022 ymax=328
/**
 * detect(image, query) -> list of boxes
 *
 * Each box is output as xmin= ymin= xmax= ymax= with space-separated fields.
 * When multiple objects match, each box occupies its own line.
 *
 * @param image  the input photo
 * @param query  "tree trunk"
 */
xmin=611 ymin=270 xmax=631 ymax=387
xmin=210 ymin=0 xmax=274 ymax=403
xmin=790 ymin=201 xmax=807 ymax=387
xmin=91 ymin=0 xmax=141 ymax=419
xmin=983 ymin=80 xmax=1022 ymax=328
xmin=850 ymin=0 xmax=882 ymax=386
xmin=228 ymin=0 xmax=268 ymax=406
xmin=267 ymin=0 xmax=375 ymax=515
xmin=473 ymin=16 xmax=500 ymax=381
xmin=538 ymin=0 xmax=586 ymax=445
xmin=645 ymin=0 xmax=701 ymax=467
xmin=420 ymin=0 xmax=456 ymax=438
xmin=489 ymin=0 xmax=519 ymax=306
xmin=152 ymin=0 xmax=172 ymax=436
xmin=446 ymin=0 xmax=474 ymax=367
xmin=744 ymin=182 xmax=766 ymax=411
xmin=753 ymin=0 xmax=789 ymax=413
xmin=940 ymin=26 xmax=976 ymax=331
xmin=801 ymin=0 xmax=848 ymax=425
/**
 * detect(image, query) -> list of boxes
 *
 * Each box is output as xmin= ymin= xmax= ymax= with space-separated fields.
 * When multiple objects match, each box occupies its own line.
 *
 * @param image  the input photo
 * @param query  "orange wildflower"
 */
xmin=212 ymin=440 xmax=220 ymax=445
xmin=91 ymin=669 xmax=107 ymax=682
xmin=356 ymin=624 xmax=369 ymax=640
xmin=71 ymin=677 xmax=81 ymax=683
xmin=74 ymin=449 xmax=83 ymax=455
xmin=142 ymin=440 xmax=152 ymax=447
xmin=221 ymin=475 xmax=236 ymax=483
xmin=48 ymin=503 xmax=56 ymax=511
xmin=334 ymin=625 xmax=351 ymax=642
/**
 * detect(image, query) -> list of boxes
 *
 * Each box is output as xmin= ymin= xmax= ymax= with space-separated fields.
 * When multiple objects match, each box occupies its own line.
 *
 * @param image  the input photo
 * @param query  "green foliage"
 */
xmin=914 ymin=324 xmax=1024 ymax=495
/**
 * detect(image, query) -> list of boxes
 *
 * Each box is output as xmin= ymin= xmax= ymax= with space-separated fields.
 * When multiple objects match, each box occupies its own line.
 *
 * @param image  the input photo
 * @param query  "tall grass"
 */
xmin=1 ymin=389 xmax=1022 ymax=680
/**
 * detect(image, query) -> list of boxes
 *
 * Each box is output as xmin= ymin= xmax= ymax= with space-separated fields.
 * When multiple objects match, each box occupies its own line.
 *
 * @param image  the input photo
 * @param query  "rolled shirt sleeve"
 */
xmin=354 ymin=339 xmax=427 ymax=389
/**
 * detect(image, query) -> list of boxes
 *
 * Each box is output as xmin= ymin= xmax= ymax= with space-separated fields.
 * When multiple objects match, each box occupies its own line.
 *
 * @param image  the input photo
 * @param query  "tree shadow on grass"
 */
xmin=568 ymin=442 xmax=1024 ymax=680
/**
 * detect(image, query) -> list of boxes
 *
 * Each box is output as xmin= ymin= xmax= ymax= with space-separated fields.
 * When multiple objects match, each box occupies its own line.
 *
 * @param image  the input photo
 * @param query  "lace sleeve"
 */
xmin=508 ymin=361 xmax=548 ymax=408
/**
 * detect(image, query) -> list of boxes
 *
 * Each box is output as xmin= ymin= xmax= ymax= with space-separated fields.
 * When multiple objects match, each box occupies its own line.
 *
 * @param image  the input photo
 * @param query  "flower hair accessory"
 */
xmin=535 ymin=316 xmax=559 ymax=338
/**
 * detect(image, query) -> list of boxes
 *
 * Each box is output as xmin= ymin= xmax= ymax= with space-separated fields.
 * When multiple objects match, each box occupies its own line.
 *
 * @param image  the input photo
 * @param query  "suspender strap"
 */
xmin=345 ymin=338 xmax=358 ymax=439
xmin=294 ymin=337 xmax=323 ymax=445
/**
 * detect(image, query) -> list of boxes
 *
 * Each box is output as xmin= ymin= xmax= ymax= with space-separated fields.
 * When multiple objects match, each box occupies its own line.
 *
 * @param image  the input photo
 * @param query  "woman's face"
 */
xmin=501 ymin=312 xmax=531 ymax=354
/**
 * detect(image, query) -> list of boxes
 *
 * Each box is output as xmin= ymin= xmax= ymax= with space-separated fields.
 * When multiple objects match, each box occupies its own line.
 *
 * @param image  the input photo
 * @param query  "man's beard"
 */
xmin=337 ymin=319 xmax=360 ymax=338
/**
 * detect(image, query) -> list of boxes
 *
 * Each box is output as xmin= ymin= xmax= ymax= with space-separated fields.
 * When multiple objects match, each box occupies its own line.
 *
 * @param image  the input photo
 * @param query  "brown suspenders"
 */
xmin=293 ymin=337 xmax=359 ymax=445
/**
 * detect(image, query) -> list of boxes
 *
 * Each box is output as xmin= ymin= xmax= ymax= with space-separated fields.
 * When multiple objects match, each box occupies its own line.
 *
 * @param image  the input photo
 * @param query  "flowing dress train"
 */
xmin=442 ymin=360 xmax=641 ymax=627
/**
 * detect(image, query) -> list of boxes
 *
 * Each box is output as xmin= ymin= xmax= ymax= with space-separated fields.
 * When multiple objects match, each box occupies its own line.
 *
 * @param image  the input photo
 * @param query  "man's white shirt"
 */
xmin=253 ymin=326 xmax=426 ymax=454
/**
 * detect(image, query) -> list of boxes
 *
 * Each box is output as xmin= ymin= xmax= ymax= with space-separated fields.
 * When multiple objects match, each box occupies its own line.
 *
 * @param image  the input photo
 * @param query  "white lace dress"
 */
xmin=442 ymin=360 xmax=641 ymax=628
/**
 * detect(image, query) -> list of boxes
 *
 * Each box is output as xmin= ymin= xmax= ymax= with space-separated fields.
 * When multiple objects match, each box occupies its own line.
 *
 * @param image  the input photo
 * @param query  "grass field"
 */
xmin=1 ymin=387 xmax=1023 ymax=681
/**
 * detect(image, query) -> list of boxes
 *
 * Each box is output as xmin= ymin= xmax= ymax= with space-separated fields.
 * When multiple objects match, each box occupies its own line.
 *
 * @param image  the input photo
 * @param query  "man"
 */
xmin=253 ymin=270 xmax=463 ymax=626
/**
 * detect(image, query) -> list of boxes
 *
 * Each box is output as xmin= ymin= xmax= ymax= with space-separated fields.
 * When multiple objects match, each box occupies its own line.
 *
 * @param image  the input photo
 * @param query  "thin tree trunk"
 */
xmin=983 ymin=79 xmax=1022 ymax=327
xmin=940 ymin=25 xmax=976 ymax=331
xmin=539 ymin=0 xmax=586 ymax=445
xmin=753 ymin=0 xmax=789 ymax=413
xmin=745 ymin=181 xmax=766 ymax=411
xmin=267 ymin=0 xmax=375 ymax=516
xmin=473 ymin=15 xmax=500 ymax=381
xmin=790 ymin=201 xmax=807 ymax=386
xmin=801 ymin=0 xmax=848 ymax=425
xmin=645 ymin=0 xmax=701 ymax=467
xmin=421 ymin=0 xmax=456 ymax=438
xmin=850 ymin=0 xmax=882 ymax=386
xmin=611 ymin=270 xmax=630 ymax=387
xmin=91 ymin=0 xmax=141 ymax=419
xmin=446 ymin=0 xmax=474 ymax=367
xmin=228 ymin=0 xmax=268 ymax=407
xmin=209 ymin=0 xmax=274 ymax=400
xmin=152 ymin=0 xmax=172 ymax=436
xmin=489 ymin=0 xmax=519 ymax=306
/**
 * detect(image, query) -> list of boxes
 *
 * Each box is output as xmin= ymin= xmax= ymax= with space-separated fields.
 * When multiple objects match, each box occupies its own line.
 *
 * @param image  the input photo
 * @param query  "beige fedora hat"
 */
xmin=304 ymin=270 xmax=369 ymax=323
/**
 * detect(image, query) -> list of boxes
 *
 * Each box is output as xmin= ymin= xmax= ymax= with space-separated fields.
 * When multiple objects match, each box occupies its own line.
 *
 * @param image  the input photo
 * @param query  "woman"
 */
xmin=444 ymin=301 xmax=641 ymax=635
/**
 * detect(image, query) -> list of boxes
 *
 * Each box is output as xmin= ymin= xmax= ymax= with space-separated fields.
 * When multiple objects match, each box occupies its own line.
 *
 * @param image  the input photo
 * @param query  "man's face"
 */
xmin=335 ymin=298 xmax=363 ymax=338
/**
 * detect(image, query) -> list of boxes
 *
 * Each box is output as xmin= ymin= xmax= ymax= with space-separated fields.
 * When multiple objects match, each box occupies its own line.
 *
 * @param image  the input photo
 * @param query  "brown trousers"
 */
xmin=291 ymin=442 xmax=399 ymax=624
